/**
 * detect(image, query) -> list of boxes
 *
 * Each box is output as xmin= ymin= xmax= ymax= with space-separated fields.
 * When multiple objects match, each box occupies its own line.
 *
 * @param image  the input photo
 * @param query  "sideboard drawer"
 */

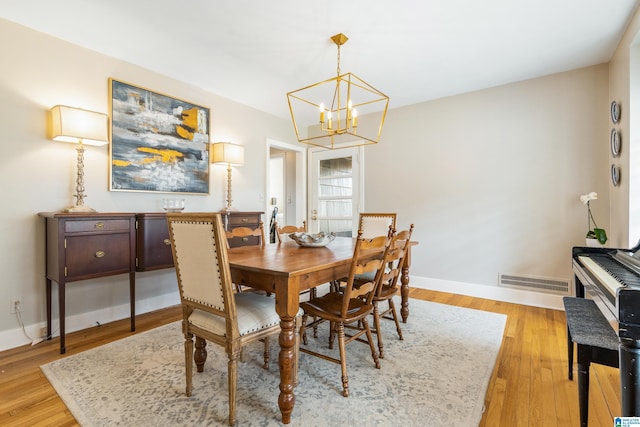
xmin=65 ymin=233 xmax=132 ymax=279
xmin=225 ymin=211 xmax=263 ymax=248
xmin=227 ymin=213 xmax=261 ymax=227
xmin=65 ymin=219 xmax=131 ymax=234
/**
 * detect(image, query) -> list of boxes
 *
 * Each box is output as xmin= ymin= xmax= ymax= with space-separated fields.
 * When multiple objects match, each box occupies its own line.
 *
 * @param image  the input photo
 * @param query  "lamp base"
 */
xmin=65 ymin=204 xmax=97 ymax=213
xmin=220 ymin=206 xmax=238 ymax=213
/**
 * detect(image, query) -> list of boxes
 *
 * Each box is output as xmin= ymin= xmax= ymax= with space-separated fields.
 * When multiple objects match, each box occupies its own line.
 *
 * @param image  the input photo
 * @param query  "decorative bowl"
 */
xmin=289 ymin=232 xmax=336 ymax=247
xmin=163 ymin=198 xmax=185 ymax=212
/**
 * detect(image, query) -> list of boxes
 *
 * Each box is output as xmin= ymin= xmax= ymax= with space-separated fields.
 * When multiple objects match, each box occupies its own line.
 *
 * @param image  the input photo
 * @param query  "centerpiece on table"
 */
xmin=580 ymin=192 xmax=607 ymax=246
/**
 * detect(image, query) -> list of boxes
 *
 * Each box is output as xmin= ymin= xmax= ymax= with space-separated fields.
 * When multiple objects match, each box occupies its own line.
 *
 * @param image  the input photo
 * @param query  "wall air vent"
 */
xmin=499 ymin=273 xmax=570 ymax=295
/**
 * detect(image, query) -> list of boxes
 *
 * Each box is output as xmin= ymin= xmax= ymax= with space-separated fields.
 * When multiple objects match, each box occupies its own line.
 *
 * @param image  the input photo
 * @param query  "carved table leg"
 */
xmin=400 ymin=244 xmax=413 ymax=323
xmin=278 ymin=316 xmax=296 ymax=424
xmin=194 ymin=336 xmax=207 ymax=373
xmin=400 ymin=263 xmax=410 ymax=323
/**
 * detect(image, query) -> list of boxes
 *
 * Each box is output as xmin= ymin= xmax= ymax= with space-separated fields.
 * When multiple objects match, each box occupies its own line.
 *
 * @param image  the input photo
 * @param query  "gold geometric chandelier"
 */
xmin=287 ymin=33 xmax=389 ymax=150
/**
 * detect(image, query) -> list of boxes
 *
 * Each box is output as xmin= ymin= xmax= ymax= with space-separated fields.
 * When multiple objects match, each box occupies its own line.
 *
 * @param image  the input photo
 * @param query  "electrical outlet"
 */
xmin=39 ymin=327 xmax=48 ymax=337
xmin=9 ymin=298 xmax=23 ymax=314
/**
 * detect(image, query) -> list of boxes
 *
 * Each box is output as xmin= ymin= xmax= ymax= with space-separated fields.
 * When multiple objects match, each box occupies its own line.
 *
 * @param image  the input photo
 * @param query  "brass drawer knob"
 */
xmin=241 ymin=218 xmax=248 ymax=223
xmin=95 ymin=250 xmax=105 ymax=258
xmin=94 ymin=222 xmax=105 ymax=229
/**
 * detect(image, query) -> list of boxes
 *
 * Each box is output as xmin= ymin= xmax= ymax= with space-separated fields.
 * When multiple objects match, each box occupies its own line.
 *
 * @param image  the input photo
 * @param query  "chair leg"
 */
xmin=294 ymin=315 xmax=301 ymax=387
xmin=336 ymin=323 xmax=349 ymax=397
xmin=329 ymin=321 xmax=336 ymax=349
xmin=362 ymin=317 xmax=381 ymax=369
xmin=372 ymin=303 xmax=385 ymax=359
xmin=185 ymin=333 xmax=194 ymax=397
xmin=227 ymin=351 xmax=239 ymax=427
xmin=388 ymin=299 xmax=403 ymax=340
xmin=309 ymin=288 xmax=319 ymax=338
xmin=262 ymin=336 xmax=270 ymax=369
xmin=301 ymin=313 xmax=309 ymax=345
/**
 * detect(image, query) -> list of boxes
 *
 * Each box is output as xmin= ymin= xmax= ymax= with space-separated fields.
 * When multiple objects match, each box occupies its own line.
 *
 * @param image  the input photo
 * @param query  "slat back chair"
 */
xmin=358 ymin=212 xmax=397 ymax=238
xmin=329 ymin=213 xmax=396 ymax=293
xmin=275 ymin=220 xmax=307 ymax=243
xmin=225 ymin=221 xmax=266 ymax=293
xmin=225 ymin=221 xmax=266 ymax=248
xmin=299 ymin=230 xmax=390 ymax=397
xmin=370 ymin=224 xmax=414 ymax=359
xmin=166 ymin=213 xmax=283 ymax=426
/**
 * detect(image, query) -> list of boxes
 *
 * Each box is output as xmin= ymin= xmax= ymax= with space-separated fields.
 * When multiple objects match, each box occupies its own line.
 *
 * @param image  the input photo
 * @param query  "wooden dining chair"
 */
xmin=225 ymin=221 xmax=266 ymax=248
xmin=275 ymin=220 xmax=307 ymax=243
xmin=166 ymin=213 xmax=287 ymax=426
xmin=369 ymin=224 xmax=414 ymax=358
xmin=225 ymin=221 xmax=266 ymax=293
xmin=299 ymin=230 xmax=389 ymax=397
xmin=329 ymin=212 xmax=396 ymax=293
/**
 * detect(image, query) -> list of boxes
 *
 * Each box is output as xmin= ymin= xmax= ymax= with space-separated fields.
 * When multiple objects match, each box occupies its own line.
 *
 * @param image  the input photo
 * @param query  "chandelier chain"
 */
xmin=336 ymin=44 xmax=341 ymax=76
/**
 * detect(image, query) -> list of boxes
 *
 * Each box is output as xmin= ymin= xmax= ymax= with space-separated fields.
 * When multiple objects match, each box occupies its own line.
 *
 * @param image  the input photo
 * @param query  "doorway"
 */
xmin=307 ymin=146 xmax=363 ymax=235
xmin=265 ymin=139 xmax=307 ymax=241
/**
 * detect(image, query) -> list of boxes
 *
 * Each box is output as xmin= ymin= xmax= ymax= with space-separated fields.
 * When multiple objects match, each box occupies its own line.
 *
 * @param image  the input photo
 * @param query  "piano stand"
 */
xmin=563 ymin=297 xmax=619 ymax=427
xmin=619 ymin=288 xmax=640 ymax=416
xmin=620 ymin=346 xmax=640 ymax=417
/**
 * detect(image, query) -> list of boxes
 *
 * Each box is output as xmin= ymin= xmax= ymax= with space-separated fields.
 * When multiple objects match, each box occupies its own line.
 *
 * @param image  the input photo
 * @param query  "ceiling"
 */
xmin=2 ymin=0 xmax=639 ymax=119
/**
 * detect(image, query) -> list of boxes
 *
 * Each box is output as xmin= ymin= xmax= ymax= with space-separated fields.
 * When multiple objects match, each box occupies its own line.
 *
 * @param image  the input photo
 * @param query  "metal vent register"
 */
xmin=499 ymin=273 xmax=570 ymax=295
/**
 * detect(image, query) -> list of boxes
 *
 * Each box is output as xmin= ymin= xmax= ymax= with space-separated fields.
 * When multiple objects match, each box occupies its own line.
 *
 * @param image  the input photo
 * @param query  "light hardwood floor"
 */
xmin=0 ymin=288 xmax=620 ymax=426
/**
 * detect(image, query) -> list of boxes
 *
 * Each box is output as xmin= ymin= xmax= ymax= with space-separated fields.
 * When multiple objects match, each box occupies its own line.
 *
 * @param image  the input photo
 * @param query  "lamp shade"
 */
xmin=50 ymin=105 xmax=109 ymax=146
xmin=211 ymin=142 xmax=244 ymax=166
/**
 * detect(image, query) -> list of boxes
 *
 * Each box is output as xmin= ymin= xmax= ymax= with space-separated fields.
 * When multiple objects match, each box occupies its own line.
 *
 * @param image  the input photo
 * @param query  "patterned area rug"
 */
xmin=41 ymin=299 xmax=506 ymax=426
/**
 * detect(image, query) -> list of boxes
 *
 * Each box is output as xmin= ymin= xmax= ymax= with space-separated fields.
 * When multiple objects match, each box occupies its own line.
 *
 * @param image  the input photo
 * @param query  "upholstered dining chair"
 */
xmin=166 ymin=212 xmax=288 ymax=426
xmin=369 ymin=224 xmax=414 ymax=359
xmin=299 ymin=230 xmax=389 ymax=397
xmin=274 ymin=220 xmax=307 ymax=243
xmin=358 ymin=212 xmax=397 ymax=238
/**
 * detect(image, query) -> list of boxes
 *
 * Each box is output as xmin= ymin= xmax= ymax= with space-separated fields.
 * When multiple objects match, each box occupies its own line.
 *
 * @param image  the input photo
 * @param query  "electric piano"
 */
xmin=572 ymin=242 xmax=640 ymax=417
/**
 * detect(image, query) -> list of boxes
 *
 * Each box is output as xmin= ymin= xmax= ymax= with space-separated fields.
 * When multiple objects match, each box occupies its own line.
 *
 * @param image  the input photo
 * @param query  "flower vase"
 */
xmin=585 ymin=238 xmax=605 ymax=247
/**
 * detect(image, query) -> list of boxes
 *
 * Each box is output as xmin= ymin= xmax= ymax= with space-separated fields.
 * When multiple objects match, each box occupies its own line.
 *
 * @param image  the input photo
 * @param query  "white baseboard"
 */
xmin=1 ymin=276 xmax=565 ymax=353
xmin=0 ymin=291 xmax=180 ymax=352
xmin=409 ymin=276 xmax=565 ymax=311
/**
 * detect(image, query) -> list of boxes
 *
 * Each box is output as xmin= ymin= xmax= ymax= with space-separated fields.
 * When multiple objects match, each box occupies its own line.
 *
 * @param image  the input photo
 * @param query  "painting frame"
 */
xmin=108 ymin=78 xmax=210 ymax=194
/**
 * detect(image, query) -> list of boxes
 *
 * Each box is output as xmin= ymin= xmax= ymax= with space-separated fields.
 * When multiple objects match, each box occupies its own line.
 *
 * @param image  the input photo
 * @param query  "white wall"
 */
xmin=364 ymin=65 xmax=610 ymax=304
xmin=0 ymin=17 xmax=619 ymax=351
xmin=608 ymin=6 xmax=640 ymax=248
xmin=0 ymin=19 xmax=295 ymax=348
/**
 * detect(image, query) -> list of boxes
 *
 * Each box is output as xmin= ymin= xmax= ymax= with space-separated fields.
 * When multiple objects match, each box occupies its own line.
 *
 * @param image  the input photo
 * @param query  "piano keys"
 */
xmin=572 ymin=243 xmax=640 ymax=418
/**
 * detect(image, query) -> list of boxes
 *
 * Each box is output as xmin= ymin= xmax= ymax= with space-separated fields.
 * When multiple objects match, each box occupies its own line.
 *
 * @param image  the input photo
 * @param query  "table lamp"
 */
xmin=50 ymin=105 xmax=108 ymax=212
xmin=211 ymin=142 xmax=244 ymax=211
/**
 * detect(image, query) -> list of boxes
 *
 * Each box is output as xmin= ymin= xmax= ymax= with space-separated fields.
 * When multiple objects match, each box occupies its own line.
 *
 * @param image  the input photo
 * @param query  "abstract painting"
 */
xmin=109 ymin=79 xmax=210 ymax=194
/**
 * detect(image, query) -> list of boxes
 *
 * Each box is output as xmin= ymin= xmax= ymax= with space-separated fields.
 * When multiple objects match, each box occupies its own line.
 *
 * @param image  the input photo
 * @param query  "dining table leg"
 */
xmin=400 ymin=244 xmax=413 ymax=323
xmin=274 ymin=280 xmax=300 ymax=425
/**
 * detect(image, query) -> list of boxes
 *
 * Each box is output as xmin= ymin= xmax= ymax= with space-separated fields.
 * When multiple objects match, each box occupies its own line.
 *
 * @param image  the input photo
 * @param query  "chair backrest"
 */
xmin=225 ymin=221 xmax=266 ymax=247
xmin=275 ymin=220 xmax=307 ymax=243
xmin=358 ymin=213 xmax=397 ymax=239
xmin=375 ymin=224 xmax=414 ymax=297
xmin=166 ymin=213 xmax=240 ymax=339
xmin=341 ymin=230 xmax=390 ymax=318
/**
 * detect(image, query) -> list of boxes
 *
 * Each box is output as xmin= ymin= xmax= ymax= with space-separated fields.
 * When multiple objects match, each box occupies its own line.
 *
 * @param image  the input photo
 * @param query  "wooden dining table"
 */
xmin=224 ymin=236 xmax=416 ymax=424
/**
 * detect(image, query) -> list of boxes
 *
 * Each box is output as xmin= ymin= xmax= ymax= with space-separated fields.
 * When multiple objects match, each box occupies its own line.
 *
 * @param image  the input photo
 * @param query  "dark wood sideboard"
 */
xmin=39 ymin=211 xmax=263 ymax=354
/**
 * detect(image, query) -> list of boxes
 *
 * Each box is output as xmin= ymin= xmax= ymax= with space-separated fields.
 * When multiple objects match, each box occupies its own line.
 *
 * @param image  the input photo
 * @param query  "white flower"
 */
xmin=580 ymin=192 xmax=597 ymax=204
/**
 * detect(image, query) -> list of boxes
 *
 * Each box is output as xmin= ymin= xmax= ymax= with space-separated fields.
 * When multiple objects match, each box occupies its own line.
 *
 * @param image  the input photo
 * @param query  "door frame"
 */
xmin=265 ymin=138 xmax=307 ymax=228
xmin=307 ymin=145 xmax=365 ymax=234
